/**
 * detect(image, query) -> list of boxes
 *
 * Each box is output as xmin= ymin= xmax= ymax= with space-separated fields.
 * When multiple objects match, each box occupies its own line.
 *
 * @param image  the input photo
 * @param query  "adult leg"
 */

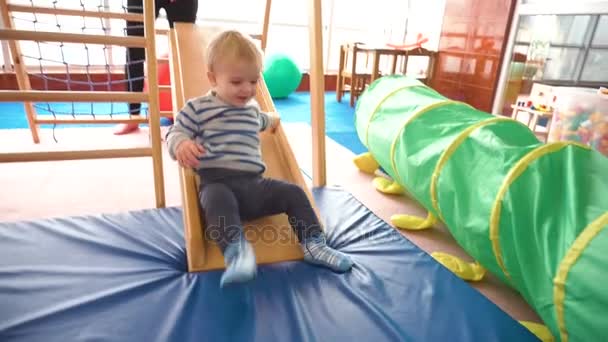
xmin=115 ymin=0 xmax=161 ymax=135
xmin=200 ymin=182 xmax=256 ymax=286
xmin=145 ymin=0 xmax=197 ymax=127
xmin=234 ymin=177 xmax=353 ymax=272
xmin=165 ymin=0 xmax=198 ymax=27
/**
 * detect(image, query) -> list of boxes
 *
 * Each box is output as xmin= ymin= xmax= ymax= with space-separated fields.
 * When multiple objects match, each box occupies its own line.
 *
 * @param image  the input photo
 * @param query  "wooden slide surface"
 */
xmin=170 ymin=23 xmax=318 ymax=272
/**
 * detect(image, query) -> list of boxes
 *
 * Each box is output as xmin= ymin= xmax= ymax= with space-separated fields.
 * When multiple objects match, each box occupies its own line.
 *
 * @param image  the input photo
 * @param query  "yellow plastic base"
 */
xmin=372 ymin=177 xmax=405 ymax=195
xmin=431 ymin=252 xmax=486 ymax=282
xmin=353 ymin=152 xmax=379 ymax=174
xmin=391 ymin=212 xmax=437 ymax=230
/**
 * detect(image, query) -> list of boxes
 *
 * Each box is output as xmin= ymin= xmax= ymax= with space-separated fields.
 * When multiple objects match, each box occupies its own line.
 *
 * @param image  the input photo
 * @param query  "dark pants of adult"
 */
xmin=125 ymin=0 xmax=198 ymax=115
xmin=198 ymin=168 xmax=324 ymax=253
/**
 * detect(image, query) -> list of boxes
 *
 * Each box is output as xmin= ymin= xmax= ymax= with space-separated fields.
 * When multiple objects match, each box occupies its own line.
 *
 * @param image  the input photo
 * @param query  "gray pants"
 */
xmin=198 ymin=168 xmax=322 ymax=252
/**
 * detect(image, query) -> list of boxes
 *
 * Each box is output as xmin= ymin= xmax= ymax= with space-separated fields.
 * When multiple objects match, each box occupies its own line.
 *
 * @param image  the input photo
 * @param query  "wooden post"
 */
xmin=0 ymin=0 xmax=39 ymax=143
xmin=170 ymin=24 xmax=208 ymax=270
xmin=260 ymin=0 xmax=272 ymax=52
xmin=308 ymin=0 xmax=327 ymax=187
xmin=168 ymin=30 xmax=184 ymax=119
xmin=143 ymin=0 xmax=166 ymax=208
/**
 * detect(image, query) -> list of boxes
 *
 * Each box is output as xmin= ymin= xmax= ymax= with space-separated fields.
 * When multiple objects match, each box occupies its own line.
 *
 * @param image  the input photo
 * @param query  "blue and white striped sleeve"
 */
xmin=165 ymin=99 xmax=199 ymax=160
xmin=246 ymin=99 xmax=273 ymax=131
xmin=258 ymin=110 xmax=272 ymax=131
xmin=255 ymin=107 xmax=276 ymax=132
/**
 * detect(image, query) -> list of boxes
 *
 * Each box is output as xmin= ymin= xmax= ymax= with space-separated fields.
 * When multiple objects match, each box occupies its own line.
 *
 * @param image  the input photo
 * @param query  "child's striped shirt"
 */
xmin=166 ymin=91 xmax=275 ymax=174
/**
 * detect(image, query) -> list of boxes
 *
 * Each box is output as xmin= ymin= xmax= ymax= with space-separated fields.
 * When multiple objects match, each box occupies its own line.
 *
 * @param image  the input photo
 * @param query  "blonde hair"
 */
xmin=206 ymin=30 xmax=263 ymax=72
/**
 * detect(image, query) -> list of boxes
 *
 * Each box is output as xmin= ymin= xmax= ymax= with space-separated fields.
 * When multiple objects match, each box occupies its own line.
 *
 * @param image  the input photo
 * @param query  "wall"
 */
xmin=430 ymin=0 xmax=516 ymax=112
xmin=406 ymin=0 xmax=447 ymax=51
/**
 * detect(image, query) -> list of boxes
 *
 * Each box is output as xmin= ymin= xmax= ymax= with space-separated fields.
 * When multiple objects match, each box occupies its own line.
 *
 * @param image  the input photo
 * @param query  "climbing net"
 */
xmin=5 ymin=0 xmax=170 ymax=125
xmin=14 ymin=1 xmax=147 ymax=117
xmin=0 ymin=0 xmax=166 ymax=207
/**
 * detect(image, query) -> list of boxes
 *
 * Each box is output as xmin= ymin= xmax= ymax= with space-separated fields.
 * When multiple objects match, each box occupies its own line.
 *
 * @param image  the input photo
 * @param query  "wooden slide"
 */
xmin=169 ymin=23 xmax=319 ymax=272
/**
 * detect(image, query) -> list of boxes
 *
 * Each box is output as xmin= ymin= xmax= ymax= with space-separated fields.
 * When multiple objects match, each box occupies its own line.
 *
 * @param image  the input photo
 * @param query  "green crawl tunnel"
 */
xmin=355 ymin=75 xmax=608 ymax=342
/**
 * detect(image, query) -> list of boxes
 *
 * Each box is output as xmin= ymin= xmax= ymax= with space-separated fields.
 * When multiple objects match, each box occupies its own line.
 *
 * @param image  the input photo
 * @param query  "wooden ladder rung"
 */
xmin=35 ymin=114 xmax=148 ymax=125
xmin=0 ymin=90 xmax=147 ymax=103
xmin=160 ymin=111 xmax=173 ymax=117
xmin=0 ymin=28 xmax=146 ymax=48
xmin=159 ymin=85 xmax=171 ymax=91
xmin=7 ymin=4 xmax=145 ymax=22
xmin=0 ymin=148 xmax=153 ymax=163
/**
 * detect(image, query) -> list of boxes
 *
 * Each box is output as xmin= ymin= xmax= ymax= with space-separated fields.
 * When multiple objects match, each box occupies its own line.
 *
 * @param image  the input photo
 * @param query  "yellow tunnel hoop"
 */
xmin=489 ymin=141 xmax=591 ymax=281
xmin=429 ymin=117 xmax=519 ymax=222
xmin=554 ymin=211 xmax=608 ymax=342
xmin=363 ymin=84 xmax=426 ymax=148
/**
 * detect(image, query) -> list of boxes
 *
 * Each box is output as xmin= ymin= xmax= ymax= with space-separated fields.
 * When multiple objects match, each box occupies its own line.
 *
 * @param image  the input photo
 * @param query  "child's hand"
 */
xmin=269 ymin=113 xmax=281 ymax=133
xmin=176 ymin=140 xmax=205 ymax=168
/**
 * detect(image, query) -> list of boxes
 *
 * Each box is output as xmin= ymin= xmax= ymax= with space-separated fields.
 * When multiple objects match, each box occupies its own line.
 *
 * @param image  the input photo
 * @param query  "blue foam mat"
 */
xmin=0 ymin=187 xmax=538 ymax=341
xmin=0 ymin=91 xmax=368 ymax=155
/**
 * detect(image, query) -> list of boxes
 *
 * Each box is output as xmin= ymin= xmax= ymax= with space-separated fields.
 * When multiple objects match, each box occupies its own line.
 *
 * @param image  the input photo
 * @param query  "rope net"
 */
xmin=9 ymin=0 xmax=163 ymax=122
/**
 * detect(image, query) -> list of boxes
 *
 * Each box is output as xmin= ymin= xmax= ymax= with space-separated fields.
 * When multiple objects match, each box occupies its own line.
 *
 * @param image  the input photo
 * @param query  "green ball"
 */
xmin=263 ymin=53 xmax=302 ymax=99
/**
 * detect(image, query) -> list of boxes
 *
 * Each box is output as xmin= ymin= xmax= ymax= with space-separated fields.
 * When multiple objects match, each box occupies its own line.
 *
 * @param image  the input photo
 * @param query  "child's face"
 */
xmin=208 ymin=59 xmax=260 ymax=107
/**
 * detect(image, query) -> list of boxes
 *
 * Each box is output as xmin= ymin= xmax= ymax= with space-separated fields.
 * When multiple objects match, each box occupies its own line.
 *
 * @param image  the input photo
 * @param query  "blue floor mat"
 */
xmin=274 ymin=92 xmax=368 ymax=155
xmin=0 ymin=91 xmax=367 ymax=155
xmin=0 ymin=186 xmax=538 ymax=342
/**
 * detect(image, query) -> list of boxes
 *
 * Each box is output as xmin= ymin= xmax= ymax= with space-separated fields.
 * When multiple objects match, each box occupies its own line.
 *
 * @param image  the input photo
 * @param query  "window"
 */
xmin=581 ymin=49 xmax=608 ymax=81
xmin=516 ymin=15 xmax=591 ymax=45
xmin=581 ymin=15 xmax=608 ymax=82
xmin=514 ymin=14 xmax=608 ymax=85
xmin=1 ymin=0 xmax=443 ymax=75
xmin=194 ymin=0 xmax=411 ymax=73
xmin=592 ymin=15 xmax=608 ymax=45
